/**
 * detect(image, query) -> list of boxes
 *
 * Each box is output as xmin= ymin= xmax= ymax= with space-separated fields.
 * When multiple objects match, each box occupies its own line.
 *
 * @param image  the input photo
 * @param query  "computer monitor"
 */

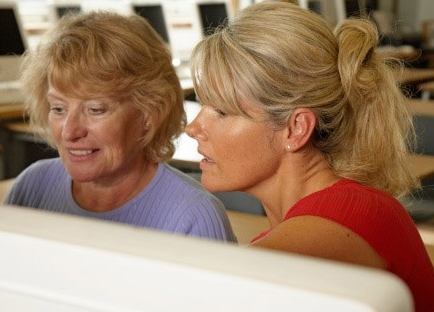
xmin=56 ymin=5 xmax=82 ymax=18
xmin=197 ymin=1 xmax=230 ymax=36
xmin=132 ymin=2 xmax=170 ymax=43
xmin=0 ymin=2 xmax=28 ymax=83
xmin=0 ymin=204 xmax=414 ymax=312
xmin=299 ymin=0 xmax=368 ymax=23
xmin=47 ymin=0 xmax=82 ymax=21
xmin=298 ymin=0 xmax=346 ymax=26
xmin=344 ymin=0 xmax=366 ymax=17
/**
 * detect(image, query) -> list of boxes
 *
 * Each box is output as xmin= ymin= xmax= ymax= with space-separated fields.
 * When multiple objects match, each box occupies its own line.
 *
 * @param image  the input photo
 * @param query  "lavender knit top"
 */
xmin=5 ymin=158 xmax=237 ymax=242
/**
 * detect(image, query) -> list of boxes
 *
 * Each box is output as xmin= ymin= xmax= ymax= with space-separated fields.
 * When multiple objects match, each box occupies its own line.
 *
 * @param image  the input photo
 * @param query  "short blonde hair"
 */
xmin=21 ymin=11 xmax=185 ymax=162
xmin=191 ymin=1 xmax=419 ymax=197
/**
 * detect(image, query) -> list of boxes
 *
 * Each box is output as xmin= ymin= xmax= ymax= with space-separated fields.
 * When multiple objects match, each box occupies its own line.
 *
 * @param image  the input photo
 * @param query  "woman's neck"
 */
xmin=72 ymin=161 xmax=159 ymax=212
xmin=254 ymin=151 xmax=339 ymax=228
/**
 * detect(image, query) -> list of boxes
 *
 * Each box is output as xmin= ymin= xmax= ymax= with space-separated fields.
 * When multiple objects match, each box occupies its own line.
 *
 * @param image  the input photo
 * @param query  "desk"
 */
xmin=226 ymin=210 xmax=268 ymax=244
xmin=410 ymin=154 xmax=434 ymax=180
xmin=0 ymin=178 xmax=14 ymax=203
xmin=376 ymin=45 xmax=421 ymax=62
xmin=407 ymin=99 xmax=434 ymax=117
xmin=0 ymin=103 xmax=25 ymax=120
xmin=2 ymin=121 xmax=33 ymax=134
xmin=417 ymin=225 xmax=434 ymax=265
xmin=395 ymin=67 xmax=434 ymax=85
xmin=416 ymin=80 xmax=434 ymax=100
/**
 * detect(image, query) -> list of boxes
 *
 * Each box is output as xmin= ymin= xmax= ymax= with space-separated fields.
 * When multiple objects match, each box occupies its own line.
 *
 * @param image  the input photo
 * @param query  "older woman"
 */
xmin=5 ymin=11 xmax=236 ymax=242
xmin=186 ymin=2 xmax=434 ymax=310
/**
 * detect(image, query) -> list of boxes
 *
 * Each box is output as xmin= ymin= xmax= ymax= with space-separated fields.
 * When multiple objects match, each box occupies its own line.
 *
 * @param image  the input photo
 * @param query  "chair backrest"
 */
xmin=186 ymin=171 xmax=265 ymax=215
xmin=414 ymin=114 xmax=434 ymax=155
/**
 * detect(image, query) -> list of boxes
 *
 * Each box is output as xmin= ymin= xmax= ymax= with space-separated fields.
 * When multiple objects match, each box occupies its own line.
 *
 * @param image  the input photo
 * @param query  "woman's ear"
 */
xmin=284 ymin=108 xmax=317 ymax=152
xmin=142 ymin=112 xmax=155 ymax=132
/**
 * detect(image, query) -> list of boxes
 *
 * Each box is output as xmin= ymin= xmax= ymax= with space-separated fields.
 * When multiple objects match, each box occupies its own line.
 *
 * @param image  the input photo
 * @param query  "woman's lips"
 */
xmin=198 ymin=149 xmax=215 ymax=164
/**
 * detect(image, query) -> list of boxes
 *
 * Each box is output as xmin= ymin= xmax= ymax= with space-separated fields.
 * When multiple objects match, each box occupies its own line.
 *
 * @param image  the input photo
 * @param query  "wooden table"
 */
xmin=416 ymin=80 xmax=434 ymax=100
xmin=407 ymin=99 xmax=434 ymax=116
xmin=395 ymin=67 xmax=434 ymax=85
xmin=0 ymin=103 xmax=25 ymax=120
xmin=226 ymin=210 xmax=268 ymax=245
xmin=376 ymin=45 xmax=421 ymax=62
xmin=0 ymin=178 xmax=14 ymax=203
xmin=410 ymin=154 xmax=434 ymax=180
xmin=2 ymin=121 xmax=33 ymax=134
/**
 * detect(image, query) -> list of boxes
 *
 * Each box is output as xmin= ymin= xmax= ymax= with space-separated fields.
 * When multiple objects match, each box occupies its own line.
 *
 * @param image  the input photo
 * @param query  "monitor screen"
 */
xmin=198 ymin=2 xmax=229 ymax=36
xmin=56 ymin=5 xmax=82 ymax=18
xmin=298 ymin=0 xmax=346 ymax=26
xmin=307 ymin=0 xmax=323 ymax=15
xmin=345 ymin=0 xmax=363 ymax=17
xmin=133 ymin=5 xmax=170 ymax=43
xmin=0 ymin=6 xmax=26 ymax=56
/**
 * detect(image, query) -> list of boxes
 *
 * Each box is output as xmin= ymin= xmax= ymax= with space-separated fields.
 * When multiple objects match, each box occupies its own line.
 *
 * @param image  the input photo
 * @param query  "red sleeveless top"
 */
xmin=252 ymin=179 xmax=434 ymax=312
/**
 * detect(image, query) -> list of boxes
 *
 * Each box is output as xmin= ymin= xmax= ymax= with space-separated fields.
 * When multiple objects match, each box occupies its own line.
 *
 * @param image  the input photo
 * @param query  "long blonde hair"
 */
xmin=191 ymin=1 xmax=419 ymax=197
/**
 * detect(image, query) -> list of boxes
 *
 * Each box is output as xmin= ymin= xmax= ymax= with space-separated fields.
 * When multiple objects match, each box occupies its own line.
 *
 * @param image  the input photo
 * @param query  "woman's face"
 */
xmin=185 ymin=101 xmax=285 ymax=193
xmin=47 ymin=86 xmax=147 ymax=184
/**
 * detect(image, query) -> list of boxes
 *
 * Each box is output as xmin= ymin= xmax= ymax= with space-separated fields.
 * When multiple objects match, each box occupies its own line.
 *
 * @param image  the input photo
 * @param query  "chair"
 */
xmin=406 ymin=114 xmax=434 ymax=222
xmin=186 ymin=171 xmax=265 ymax=215
xmin=414 ymin=114 xmax=434 ymax=155
xmin=213 ymin=191 xmax=265 ymax=215
xmin=0 ymin=145 xmax=4 ymax=180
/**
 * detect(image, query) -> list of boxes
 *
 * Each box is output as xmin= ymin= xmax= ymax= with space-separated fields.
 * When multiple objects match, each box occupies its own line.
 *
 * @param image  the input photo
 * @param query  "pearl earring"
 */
xmin=286 ymin=144 xmax=291 ymax=151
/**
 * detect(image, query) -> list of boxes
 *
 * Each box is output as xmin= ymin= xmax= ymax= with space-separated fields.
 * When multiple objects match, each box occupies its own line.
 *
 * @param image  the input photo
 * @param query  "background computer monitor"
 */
xmin=56 ymin=5 xmax=82 ymax=18
xmin=47 ymin=0 xmax=82 ymax=21
xmin=344 ymin=0 xmax=366 ymax=17
xmin=298 ymin=0 xmax=346 ymax=25
xmin=298 ymin=0 xmax=369 ymax=24
xmin=132 ymin=3 xmax=170 ymax=43
xmin=197 ymin=1 xmax=229 ymax=36
xmin=0 ymin=2 xmax=28 ymax=83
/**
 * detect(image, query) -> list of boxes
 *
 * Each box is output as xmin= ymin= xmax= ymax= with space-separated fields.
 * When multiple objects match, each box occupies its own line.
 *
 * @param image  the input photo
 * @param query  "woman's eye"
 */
xmin=215 ymin=108 xmax=227 ymax=117
xmin=49 ymin=106 xmax=64 ymax=114
xmin=89 ymin=107 xmax=105 ymax=115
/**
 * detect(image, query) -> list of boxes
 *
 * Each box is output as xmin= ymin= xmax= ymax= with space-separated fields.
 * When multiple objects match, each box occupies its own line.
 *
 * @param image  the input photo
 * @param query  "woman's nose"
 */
xmin=185 ymin=108 xmax=208 ymax=141
xmin=185 ymin=117 xmax=199 ymax=139
xmin=61 ymin=111 xmax=87 ymax=141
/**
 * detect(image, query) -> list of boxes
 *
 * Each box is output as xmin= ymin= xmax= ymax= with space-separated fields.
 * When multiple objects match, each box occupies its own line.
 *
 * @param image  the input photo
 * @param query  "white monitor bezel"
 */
xmin=0 ymin=204 xmax=414 ymax=312
xmin=0 ymin=1 xmax=29 ymax=83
